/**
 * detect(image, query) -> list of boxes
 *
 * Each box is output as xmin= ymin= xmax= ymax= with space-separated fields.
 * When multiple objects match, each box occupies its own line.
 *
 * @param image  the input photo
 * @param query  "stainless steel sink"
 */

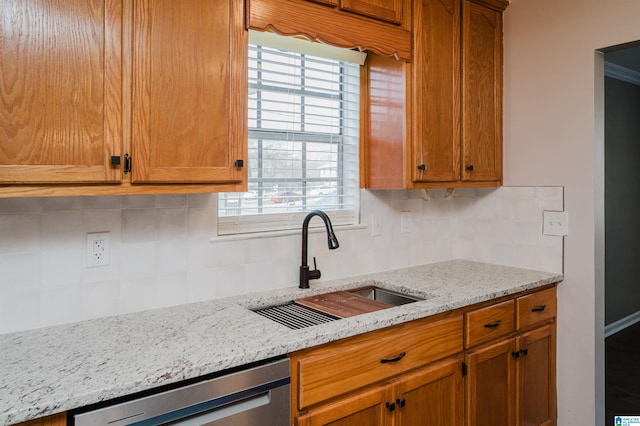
xmin=348 ymin=286 xmax=424 ymax=306
xmin=252 ymin=286 xmax=425 ymax=329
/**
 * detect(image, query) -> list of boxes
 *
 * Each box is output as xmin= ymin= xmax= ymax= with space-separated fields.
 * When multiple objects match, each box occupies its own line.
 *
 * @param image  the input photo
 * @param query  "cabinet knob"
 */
xmin=396 ymin=398 xmax=406 ymax=408
xmin=465 ymin=165 xmax=474 ymax=171
xmin=520 ymin=348 xmax=528 ymax=356
xmin=386 ymin=402 xmax=396 ymax=412
xmin=234 ymin=159 xmax=244 ymax=168
xmin=511 ymin=351 xmax=520 ymax=358
xmin=531 ymin=305 xmax=546 ymax=312
xmin=417 ymin=164 xmax=426 ymax=171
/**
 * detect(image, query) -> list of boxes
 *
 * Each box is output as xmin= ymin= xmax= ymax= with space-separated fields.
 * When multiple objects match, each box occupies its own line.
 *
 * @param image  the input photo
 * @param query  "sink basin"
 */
xmin=252 ymin=286 xmax=425 ymax=329
xmin=348 ymin=286 xmax=423 ymax=306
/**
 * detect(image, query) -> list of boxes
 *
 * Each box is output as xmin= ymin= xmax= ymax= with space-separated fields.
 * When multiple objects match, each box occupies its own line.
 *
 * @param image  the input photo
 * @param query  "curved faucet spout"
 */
xmin=300 ymin=210 xmax=340 ymax=289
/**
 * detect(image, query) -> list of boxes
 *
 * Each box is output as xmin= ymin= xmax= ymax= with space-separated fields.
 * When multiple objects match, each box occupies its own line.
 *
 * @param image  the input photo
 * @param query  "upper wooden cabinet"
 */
xmin=413 ymin=0 xmax=506 ymax=186
xmin=131 ymin=0 xmax=246 ymax=184
xmin=0 ymin=0 xmax=247 ymax=197
xmin=460 ymin=0 xmax=505 ymax=183
xmin=247 ymin=0 xmax=411 ymax=60
xmin=0 ymin=0 xmax=123 ymax=185
xmin=362 ymin=0 xmax=507 ymax=189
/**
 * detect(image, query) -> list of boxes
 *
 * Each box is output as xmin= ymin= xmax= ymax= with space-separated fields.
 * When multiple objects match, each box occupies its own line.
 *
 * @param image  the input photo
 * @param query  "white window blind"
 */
xmin=218 ymin=32 xmax=362 ymax=235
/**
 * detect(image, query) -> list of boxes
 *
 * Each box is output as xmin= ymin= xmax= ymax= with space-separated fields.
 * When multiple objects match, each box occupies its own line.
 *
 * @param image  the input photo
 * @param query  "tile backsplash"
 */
xmin=0 ymin=187 xmax=563 ymax=334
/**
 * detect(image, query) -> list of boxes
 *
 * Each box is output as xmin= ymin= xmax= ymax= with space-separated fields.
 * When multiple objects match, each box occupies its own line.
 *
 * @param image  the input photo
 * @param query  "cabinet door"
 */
xmin=14 ymin=413 xmax=66 ymax=426
xmin=411 ymin=0 xmax=460 ymax=183
xmin=295 ymin=384 xmax=392 ymax=426
xmin=131 ymin=0 xmax=246 ymax=184
xmin=516 ymin=324 xmax=556 ymax=426
xmin=465 ymin=338 xmax=516 ymax=426
xmin=461 ymin=0 xmax=503 ymax=182
xmin=0 ymin=0 xmax=122 ymax=184
xmin=394 ymin=357 xmax=463 ymax=426
xmin=340 ymin=0 xmax=404 ymax=24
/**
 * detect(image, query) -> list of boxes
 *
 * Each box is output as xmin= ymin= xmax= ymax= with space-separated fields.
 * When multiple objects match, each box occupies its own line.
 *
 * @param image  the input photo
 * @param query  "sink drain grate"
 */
xmin=253 ymin=302 xmax=339 ymax=329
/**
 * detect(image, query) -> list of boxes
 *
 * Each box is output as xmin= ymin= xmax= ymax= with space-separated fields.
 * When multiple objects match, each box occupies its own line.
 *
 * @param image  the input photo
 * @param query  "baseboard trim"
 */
xmin=605 ymin=310 xmax=640 ymax=338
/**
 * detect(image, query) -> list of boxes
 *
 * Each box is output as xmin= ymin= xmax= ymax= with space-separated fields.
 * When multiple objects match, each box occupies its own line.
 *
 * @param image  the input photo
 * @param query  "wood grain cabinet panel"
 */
xmin=295 ymin=384 xmax=392 ymax=426
xmin=516 ymin=324 xmax=556 ymax=426
xmin=464 ymin=287 xmax=557 ymax=426
xmin=464 ymin=299 xmax=514 ymax=348
xmin=461 ymin=0 xmax=505 ymax=183
xmin=516 ymin=287 xmax=557 ymax=330
xmin=465 ymin=337 xmax=517 ymax=426
xmin=13 ymin=413 xmax=67 ymax=426
xmin=293 ymin=315 xmax=462 ymax=409
xmin=362 ymin=0 xmax=507 ymax=189
xmin=131 ymin=0 xmax=246 ymax=184
xmin=411 ymin=0 xmax=461 ymax=183
xmin=296 ymin=357 xmax=464 ymax=426
xmin=340 ymin=0 xmax=404 ymax=24
xmin=0 ymin=0 xmax=122 ymax=184
xmin=0 ymin=0 xmax=247 ymax=196
xmin=394 ymin=357 xmax=464 ymax=426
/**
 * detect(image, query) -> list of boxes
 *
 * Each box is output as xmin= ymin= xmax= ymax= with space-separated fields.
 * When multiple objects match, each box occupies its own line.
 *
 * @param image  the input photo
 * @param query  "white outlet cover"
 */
xmin=543 ymin=211 xmax=568 ymax=236
xmin=87 ymin=232 xmax=110 ymax=268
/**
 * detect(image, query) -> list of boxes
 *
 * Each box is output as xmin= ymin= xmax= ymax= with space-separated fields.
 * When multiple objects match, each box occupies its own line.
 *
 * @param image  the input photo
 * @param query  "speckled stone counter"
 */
xmin=0 ymin=260 xmax=562 ymax=426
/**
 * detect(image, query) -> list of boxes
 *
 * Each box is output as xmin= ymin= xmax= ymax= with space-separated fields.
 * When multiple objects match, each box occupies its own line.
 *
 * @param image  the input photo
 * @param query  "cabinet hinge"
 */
xmin=123 ymin=153 xmax=131 ymax=174
xmin=462 ymin=362 xmax=468 ymax=377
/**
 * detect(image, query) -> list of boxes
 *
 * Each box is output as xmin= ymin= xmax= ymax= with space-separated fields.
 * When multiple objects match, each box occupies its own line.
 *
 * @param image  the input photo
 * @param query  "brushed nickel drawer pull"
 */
xmin=484 ymin=320 xmax=502 ymax=328
xmin=531 ymin=305 xmax=547 ymax=312
xmin=380 ymin=352 xmax=406 ymax=363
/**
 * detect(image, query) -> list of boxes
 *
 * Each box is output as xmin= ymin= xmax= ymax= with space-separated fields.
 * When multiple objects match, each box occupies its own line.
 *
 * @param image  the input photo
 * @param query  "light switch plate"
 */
xmin=543 ymin=211 xmax=568 ymax=236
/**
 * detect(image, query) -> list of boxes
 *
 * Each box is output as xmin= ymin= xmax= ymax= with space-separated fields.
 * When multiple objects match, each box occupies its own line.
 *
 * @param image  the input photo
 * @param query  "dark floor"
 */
xmin=606 ymin=321 xmax=640 ymax=423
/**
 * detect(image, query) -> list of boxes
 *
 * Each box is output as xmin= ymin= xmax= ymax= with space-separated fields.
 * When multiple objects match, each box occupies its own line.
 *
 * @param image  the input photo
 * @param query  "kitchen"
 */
xmin=0 ymin=0 xmax=637 ymax=425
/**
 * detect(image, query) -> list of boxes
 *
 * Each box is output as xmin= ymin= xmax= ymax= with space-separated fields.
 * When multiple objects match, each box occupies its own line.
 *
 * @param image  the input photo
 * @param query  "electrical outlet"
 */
xmin=87 ymin=232 xmax=110 ymax=267
xmin=400 ymin=211 xmax=412 ymax=234
xmin=543 ymin=211 xmax=569 ymax=236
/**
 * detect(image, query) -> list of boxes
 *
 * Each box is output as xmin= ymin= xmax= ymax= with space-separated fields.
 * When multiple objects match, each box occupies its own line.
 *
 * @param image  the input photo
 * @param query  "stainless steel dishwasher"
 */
xmin=73 ymin=358 xmax=290 ymax=426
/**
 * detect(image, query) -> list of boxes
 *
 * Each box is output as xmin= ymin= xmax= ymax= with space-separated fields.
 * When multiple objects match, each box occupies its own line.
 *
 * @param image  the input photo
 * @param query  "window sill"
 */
xmin=210 ymin=223 xmax=367 ymax=243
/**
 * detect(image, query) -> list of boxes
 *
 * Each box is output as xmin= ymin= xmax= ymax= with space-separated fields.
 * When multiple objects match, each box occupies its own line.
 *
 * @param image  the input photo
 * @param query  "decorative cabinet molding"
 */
xmin=246 ymin=0 xmax=411 ymax=60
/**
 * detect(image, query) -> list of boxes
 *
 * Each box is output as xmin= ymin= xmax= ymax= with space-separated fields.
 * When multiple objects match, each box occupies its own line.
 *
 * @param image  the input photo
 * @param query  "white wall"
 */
xmin=0 ymin=187 xmax=562 ymax=335
xmin=503 ymin=1 xmax=640 ymax=424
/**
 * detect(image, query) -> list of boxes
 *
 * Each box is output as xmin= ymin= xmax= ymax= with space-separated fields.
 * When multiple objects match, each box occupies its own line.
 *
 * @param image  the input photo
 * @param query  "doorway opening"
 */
xmin=598 ymin=39 xmax=640 ymax=422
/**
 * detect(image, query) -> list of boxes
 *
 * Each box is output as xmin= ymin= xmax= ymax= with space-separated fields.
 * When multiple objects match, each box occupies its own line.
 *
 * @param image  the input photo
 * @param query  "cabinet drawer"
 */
xmin=464 ymin=300 xmax=514 ymax=348
xmin=516 ymin=287 xmax=556 ymax=329
xmin=294 ymin=315 xmax=463 ymax=409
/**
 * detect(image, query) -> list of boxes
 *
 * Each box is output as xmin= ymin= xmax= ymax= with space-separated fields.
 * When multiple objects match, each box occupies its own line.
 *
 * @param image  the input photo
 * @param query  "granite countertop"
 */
xmin=0 ymin=260 xmax=563 ymax=426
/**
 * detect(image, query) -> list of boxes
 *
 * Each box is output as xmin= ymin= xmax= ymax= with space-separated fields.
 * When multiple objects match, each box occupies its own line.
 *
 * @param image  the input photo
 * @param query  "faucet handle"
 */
xmin=307 ymin=257 xmax=321 ymax=281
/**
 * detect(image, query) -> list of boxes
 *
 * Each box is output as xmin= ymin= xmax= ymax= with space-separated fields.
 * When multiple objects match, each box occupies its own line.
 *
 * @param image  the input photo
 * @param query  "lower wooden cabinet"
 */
xmin=296 ymin=357 xmax=463 ymax=426
xmin=13 ymin=413 xmax=66 ymax=426
xmin=291 ymin=286 xmax=557 ymax=426
xmin=517 ymin=324 xmax=556 ymax=426
xmin=395 ymin=357 xmax=464 ymax=426
xmin=465 ymin=323 xmax=556 ymax=426
xmin=465 ymin=337 xmax=517 ymax=426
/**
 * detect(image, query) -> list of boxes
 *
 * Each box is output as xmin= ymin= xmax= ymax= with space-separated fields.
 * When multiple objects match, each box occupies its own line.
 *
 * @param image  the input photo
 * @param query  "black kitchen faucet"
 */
xmin=299 ymin=210 xmax=340 ymax=289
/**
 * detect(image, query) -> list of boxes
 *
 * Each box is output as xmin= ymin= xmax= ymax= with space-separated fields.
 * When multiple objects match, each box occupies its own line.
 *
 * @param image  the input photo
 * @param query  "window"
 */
xmin=218 ymin=31 xmax=364 ymax=235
